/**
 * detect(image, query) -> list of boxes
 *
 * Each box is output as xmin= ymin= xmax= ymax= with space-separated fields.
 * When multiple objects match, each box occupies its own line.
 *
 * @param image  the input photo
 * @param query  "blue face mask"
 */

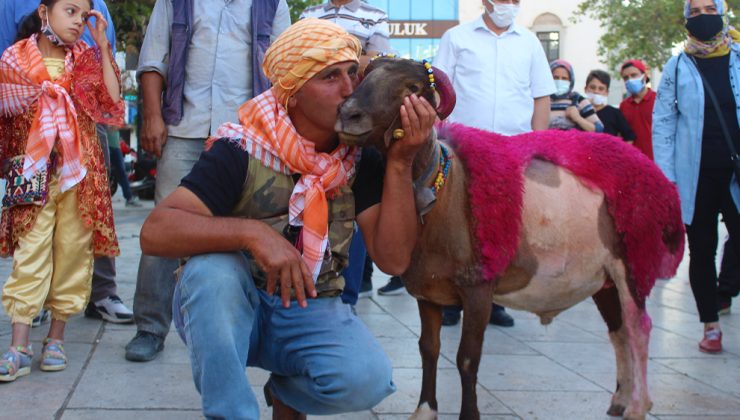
xmin=625 ymin=76 xmax=645 ymax=95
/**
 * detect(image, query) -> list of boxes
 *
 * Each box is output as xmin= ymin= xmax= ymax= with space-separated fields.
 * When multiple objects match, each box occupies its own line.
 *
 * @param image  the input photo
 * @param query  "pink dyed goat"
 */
xmin=335 ymin=57 xmax=684 ymax=420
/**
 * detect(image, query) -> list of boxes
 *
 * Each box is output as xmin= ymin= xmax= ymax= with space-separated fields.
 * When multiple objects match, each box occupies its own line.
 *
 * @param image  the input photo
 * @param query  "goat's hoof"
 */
xmin=409 ymin=402 xmax=437 ymax=420
xmin=606 ymin=403 xmax=625 ymax=416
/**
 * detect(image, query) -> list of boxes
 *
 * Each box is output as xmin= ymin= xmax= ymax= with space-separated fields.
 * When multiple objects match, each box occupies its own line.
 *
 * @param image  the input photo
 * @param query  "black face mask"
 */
xmin=686 ymin=13 xmax=724 ymax=41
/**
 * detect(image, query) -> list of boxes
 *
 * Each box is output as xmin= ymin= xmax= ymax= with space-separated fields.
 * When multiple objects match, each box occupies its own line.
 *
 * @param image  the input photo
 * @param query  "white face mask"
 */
xmin=554 ymin=80 xmax=570 ymax=96
xmin=486 ymin=0 xmax=520 ymax=28
xmin=586 ymin=92 xmax=608 ymax=106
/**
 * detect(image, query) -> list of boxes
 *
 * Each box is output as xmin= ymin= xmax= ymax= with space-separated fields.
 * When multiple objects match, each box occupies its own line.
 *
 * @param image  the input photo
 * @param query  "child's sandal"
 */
xmin=40 ymin=338 xmax=67 ymax=372
xmin=0 ymin=345 xmax=33 ymax=382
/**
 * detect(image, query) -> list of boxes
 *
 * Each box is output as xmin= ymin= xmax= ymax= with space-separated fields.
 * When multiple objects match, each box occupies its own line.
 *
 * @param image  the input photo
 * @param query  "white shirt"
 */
xmin=137 ymin=0 xmax=291 ymax=138
xmin=434 ymin=17 xmax=555 ymax=135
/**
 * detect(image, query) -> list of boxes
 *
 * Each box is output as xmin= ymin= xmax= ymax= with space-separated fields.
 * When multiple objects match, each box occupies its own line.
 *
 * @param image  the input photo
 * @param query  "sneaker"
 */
xmin=125 ymin=331 xmax=165 ymax=362
xmin=378 ymin=276 xmax=405 ymax=296
xmin=441 ymin=309 xmax=461 ymax=326
xmin=32 ymin=309 xmax=50 ymax=328
xmin=489 ymin=307 xmax=515 ymax=327
xmin=718 ymin=298 xmax=731 ymax=316
xmin=699 ymin=328 xmax=723 ymax=354
xmin=125 ymin=197 xmax=142 ymax=207
xmin=85 ymin=295 xmax=134 ymax=324
xmin=0 ymin=345 xmax=33 ymax=382
xmin=40 ymin=338 xmax=67 ymax=372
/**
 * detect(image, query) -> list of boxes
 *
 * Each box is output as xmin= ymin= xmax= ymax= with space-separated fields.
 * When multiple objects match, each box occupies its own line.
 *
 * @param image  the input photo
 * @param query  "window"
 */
xmin=537 ymin=31 xmax=560 ymax=62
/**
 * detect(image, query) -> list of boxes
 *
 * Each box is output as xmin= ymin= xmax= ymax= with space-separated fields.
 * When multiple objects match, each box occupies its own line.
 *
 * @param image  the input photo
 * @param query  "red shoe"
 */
xmin=699 ymin=328 xmax=722 ymax=354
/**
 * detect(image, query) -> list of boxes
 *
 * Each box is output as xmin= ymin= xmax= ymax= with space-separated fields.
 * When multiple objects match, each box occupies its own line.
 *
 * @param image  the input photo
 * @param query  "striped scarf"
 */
xmin=0 ymin=35 xmax=87 ymax=191
xmin=212 ymin=89 xmax=359 ymax=281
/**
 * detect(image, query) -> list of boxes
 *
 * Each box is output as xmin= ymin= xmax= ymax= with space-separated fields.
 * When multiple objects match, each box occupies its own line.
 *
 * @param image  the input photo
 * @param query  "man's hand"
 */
xmin=387 ymin=94 xmax=437 ymax=167
xmin=141 ymin=114 xmax=168 ymax=158
xmin=249 ymin=223 xmax=316 ymax=308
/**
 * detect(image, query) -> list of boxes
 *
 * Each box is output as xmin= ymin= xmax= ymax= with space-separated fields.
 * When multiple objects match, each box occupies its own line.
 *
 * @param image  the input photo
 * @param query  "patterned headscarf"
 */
xmin=262 ymin=18 xmax=361 ymax=107
xmin=684 ymin=0 xmax=740 ymax=57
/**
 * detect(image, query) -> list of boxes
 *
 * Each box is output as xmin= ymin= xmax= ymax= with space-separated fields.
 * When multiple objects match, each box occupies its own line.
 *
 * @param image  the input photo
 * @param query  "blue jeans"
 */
xmin=133 ymin=137 xmax=204 ymax=337
xmin=173 ymin=252 xmax=395 ymax=419
xmin=109 ymin=146 xmax=132 ymax=201
xmin=341 ymin=224 xmax=368 ymax=305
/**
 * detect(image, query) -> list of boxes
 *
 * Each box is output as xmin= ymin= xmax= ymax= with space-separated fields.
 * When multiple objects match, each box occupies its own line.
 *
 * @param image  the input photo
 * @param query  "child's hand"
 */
xmin=85 ymin=10 xmax=109 ymax=49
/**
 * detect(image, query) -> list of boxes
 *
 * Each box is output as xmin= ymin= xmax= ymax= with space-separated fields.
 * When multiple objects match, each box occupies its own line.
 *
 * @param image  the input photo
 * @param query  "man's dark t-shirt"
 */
xmin=180 ymin=139 xmax=385 ymax=217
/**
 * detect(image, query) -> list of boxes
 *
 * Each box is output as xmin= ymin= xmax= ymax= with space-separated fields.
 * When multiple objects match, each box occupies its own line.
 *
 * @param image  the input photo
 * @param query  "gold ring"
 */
xmin=392 ymin=129 xmax=405 ymax=139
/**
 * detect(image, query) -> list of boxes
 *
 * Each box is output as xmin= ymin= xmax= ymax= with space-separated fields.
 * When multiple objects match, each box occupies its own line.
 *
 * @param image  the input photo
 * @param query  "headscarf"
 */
xmin=549 ymin=59 xmax=575 ymax=100
xmin=263 ymin=18 xmax=361 ymax=107
xmin=212 ymin=19 xmax=362 ymax=281
xmin=684 ymin=0 xmax=740 ymax=58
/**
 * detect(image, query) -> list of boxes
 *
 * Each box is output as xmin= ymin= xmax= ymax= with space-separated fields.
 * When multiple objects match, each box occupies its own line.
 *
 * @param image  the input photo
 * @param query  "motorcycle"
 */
xmin=108 ymin=140 xmax=156 ymax=200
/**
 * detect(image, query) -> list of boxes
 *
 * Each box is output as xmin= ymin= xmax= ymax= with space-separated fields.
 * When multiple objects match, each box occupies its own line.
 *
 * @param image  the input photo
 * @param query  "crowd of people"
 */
xmin=0 ymin=0 xmax=739 ymax=418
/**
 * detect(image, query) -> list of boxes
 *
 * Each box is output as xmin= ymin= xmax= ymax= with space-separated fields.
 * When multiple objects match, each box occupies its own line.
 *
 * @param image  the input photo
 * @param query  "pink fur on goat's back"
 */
xmin=439 ymin=124 xmax=685 ymax=300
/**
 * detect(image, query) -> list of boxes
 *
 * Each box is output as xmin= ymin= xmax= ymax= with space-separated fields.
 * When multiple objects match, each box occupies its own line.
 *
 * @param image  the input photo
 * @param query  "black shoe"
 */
xmin=378 ymin=276 xmax=405 ymax=295
xmin=441 ymin=309 xmax=461 ymax=326
xmin=125 ymin=331 xmax=165 ymax=362
xmin=489 ymin=308 xmax=514 ymax=327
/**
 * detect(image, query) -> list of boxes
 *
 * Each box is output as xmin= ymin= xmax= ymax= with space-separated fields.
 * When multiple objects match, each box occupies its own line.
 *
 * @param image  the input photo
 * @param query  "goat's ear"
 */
xmin=383 ymin=126 xmax=394 ymax=148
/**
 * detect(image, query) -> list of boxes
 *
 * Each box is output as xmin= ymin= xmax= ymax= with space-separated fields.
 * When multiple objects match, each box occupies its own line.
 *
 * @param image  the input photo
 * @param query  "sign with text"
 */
xmin=388 ymin=20 xmax=458 ymax=39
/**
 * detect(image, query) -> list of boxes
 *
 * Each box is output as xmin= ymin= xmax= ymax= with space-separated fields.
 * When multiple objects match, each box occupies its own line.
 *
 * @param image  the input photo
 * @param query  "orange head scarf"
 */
xmin=262 ymin=18 xmax=361 ymax=107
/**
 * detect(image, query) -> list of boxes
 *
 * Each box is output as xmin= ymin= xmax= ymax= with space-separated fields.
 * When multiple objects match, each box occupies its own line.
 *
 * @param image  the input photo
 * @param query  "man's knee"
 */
xmin=179 ymin=253 xmax=257 ymax=310
xmin=317 ymin=352 xmax=395 ymax=411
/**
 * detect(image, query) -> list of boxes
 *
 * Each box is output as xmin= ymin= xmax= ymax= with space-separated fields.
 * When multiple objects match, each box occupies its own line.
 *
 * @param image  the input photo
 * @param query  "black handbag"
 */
xmin=689 ymin=55 xmax=740 ymax=185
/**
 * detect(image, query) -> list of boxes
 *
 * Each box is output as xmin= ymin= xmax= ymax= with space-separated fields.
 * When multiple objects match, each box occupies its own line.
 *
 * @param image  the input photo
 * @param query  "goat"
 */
xmin=335 ymin=57 xmax=685 ymax=420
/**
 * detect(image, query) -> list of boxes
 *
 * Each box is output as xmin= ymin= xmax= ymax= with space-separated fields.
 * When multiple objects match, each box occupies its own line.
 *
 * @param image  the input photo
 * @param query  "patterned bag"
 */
xmin=2 ymin=155 xmax=51 ymax=208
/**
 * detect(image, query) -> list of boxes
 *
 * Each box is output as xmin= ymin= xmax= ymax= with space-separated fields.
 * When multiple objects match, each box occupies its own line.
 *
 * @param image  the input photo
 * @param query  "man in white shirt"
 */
xmin=433 ymin=0 xmax=555 ymax=326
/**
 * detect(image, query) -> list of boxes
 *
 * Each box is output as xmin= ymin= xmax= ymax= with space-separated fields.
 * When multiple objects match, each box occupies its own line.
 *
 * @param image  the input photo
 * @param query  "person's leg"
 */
xmin=340 ymin=225 xmax=367 ymax=305
xmin=254 ymin=293 xmax=395 ymax=415
xmin=442 ymin=304 xmax=462 ymax=326
xmin=718 ymin=235 xmax=740 ymax=312
xmin=685 ymin=168 xmax=724 ymax=325
xmin=174 ymin=252 xmax=262 ymax=419
xmin=86 ymin=256 xmax=133 ymax=323
xmin=43 ymin=180 xmax=94 ymax=371
xmin=128 ymin=137 xmax=204 ymax=361
xmin=109 ymin=146 xmax=133 ymax=201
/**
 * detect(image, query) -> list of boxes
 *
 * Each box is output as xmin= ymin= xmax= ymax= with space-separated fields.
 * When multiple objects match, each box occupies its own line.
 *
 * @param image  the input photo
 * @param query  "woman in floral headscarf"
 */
xmin=653 ymin=0 xmax=740 ymax=354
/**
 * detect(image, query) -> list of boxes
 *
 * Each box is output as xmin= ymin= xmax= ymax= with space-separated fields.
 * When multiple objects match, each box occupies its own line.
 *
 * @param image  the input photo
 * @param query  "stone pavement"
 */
xmin=1 ymin=196 xmax=740 ymax=420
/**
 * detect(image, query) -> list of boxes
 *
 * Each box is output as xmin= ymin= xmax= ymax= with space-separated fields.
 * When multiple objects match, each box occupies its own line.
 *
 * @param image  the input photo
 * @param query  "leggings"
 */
xmin=686 ymin=167 xmax=740 ymax=323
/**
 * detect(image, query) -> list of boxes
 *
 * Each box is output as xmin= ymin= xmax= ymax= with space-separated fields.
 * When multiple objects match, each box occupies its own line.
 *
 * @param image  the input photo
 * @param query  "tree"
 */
xmin=107 ymin=0 xmax=156 ymax=51
xmin=573 ymin=0 xmax=740 ymax=72
xmin=287 ymin=0 xmax=324 ymax=22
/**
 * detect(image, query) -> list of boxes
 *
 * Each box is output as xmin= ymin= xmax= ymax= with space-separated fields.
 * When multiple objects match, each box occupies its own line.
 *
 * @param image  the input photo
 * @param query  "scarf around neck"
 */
xmin=211 ymin=89 xmax=359 ymax=281
xmin=0 ymin=34 xmax=88 ymax=191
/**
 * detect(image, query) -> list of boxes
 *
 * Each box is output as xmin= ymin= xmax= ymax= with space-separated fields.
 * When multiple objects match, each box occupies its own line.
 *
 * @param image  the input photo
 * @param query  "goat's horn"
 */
xmin=432 ymin=66 xmax=456 ymax=121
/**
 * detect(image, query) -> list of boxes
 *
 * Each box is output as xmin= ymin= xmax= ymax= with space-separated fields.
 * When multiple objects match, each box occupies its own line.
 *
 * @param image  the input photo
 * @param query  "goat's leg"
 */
xmin=411 ymin=299 xmax=444 ymax=420
xmin=611 ymin=265 xmax=653 ymax=420
xmin=456 ymin=283 xmax=494 ymax=420
xmin=592 ymin=283 xmax=633 ymax=416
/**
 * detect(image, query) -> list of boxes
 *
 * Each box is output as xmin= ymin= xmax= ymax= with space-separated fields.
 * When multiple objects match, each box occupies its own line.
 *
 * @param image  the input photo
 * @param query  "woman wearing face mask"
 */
xmin=0 ymin=0 xmax=122 ymax=382
xmin=584 ymin=69 xmax=636 ymax=142
xmin=548 ymin=59 xmax=604 ymax=132
xmin=653 ymin=0 xmax=740 ymax=354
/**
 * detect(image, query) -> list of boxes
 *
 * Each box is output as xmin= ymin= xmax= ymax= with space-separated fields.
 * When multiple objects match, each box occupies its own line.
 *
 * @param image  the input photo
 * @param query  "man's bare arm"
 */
xmin=531 ymin=95 xmax=551 ymax=131
xmin=140 ymin=187 xmax=315 ymax=307
xmin=357 ymin=94 xmax=436 ymax=275
xmin=139 ymin=72 xmax=168 ymax=157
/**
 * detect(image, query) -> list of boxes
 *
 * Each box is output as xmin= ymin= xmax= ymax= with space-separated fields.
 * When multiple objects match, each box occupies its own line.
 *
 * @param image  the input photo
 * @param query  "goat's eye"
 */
xmin=408 ymin=85 xmax=419 ymax=93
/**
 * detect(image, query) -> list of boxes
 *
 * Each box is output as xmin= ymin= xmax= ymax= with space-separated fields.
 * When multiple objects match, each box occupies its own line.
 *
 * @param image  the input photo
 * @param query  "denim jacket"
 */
xmin=652 ymin=44 xmax=740 ymax=224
